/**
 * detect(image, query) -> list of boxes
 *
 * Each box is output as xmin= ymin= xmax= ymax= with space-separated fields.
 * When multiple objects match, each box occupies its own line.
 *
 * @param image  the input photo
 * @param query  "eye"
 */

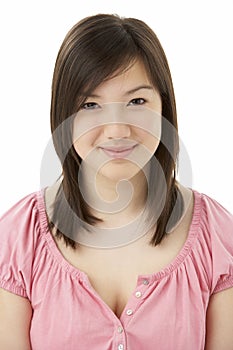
xmin=127 ymin=98 xmax=146 ymax=106
xmin=81 ymin=102 xmax=100 ymax=110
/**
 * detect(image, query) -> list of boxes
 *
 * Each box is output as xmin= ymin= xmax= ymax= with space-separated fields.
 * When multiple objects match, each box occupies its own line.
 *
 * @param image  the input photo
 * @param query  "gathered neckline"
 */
xmin=36 ymin=188 xmax=202 ymax=283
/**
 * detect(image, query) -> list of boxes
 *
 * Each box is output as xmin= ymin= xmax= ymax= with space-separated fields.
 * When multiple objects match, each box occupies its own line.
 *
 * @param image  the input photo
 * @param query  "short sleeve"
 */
xmin=202 ymin=194 xmax=233 ymax=294
xmin=0 ymin=193 xmax=40 ymax=299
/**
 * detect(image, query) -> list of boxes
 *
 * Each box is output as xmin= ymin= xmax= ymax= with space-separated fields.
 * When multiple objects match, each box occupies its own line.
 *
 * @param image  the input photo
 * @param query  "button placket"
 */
xmin=133 ymin=277 xmax=151 ymax=299
xmin=115 ymin=321 xmax=126 ymax=350
xmin=142 ymin=278 xmax=150 ymax=285
xmin=118 ymin=277 xmax=152 ymax=328
xmin=135 ymin=291 xmax=142 ymax=298
xmin=133 ymin=277 xmax=152 ymax=305
xmin=126 ymin=308 xmax=133 ymax=316
xmin=117 ymin=326 xmax=123 ymax=334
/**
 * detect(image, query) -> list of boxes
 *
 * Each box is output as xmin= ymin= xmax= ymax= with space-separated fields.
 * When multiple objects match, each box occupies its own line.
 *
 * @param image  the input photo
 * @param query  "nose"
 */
xmin=103 ymin=123 xmax=131 ymax=139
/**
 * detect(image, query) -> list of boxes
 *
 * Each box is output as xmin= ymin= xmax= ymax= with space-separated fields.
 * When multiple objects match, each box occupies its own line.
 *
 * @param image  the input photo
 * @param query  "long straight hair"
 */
xmin=49 ymin=14 xmax=183 ymax=249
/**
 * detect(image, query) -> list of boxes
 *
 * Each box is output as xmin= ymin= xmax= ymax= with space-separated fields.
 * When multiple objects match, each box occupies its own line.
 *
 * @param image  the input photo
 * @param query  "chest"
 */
xmin=50 ymin=188 xmax=193 ymax=319
xmin=55 ymin=232 xmax=187 ymax=319
xmin=30 ymin=254 xmax=207 ymax=350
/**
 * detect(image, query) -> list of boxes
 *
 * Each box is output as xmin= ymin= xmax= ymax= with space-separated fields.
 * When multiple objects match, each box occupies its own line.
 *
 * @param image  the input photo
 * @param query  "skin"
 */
xmin=1 ymin=60 xmax=233 ymax=350
xmin=205 ymin=287 xmax=233 ymax=349
xmin=73 ymin=60 xmax=162 ymax=224
xmin=0 ymin=288 xmax=32 ymax=349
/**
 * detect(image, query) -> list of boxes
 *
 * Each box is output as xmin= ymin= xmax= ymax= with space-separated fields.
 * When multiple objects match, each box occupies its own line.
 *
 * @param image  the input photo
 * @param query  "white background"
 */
xmin=0 ymin=0 xmax=232 ymax=214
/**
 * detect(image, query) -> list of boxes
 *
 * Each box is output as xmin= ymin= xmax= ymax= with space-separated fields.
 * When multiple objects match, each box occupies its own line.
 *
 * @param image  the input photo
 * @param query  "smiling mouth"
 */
xmin=100 ymin=145 xmax=137 ymax=159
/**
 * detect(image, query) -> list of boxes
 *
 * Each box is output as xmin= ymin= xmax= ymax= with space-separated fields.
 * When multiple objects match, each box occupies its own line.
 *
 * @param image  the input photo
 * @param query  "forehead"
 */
xmin=90 ymin=60 xmax=152 ymax=97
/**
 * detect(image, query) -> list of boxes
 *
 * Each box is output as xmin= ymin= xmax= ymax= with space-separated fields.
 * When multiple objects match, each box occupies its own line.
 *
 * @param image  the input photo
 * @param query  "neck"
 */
xmin=79 ymin=163 xmax=149 ymax=227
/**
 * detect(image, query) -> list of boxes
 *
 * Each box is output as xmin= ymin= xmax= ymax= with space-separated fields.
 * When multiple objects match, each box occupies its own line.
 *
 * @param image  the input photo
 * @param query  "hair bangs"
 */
xmin=70 ymin=29 xmax=140 ymax=110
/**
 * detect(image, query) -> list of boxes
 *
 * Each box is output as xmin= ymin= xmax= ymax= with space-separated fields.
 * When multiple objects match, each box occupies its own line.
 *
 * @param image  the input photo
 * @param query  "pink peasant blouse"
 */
xmin=0 ymin=189 xmax=233 ymax=350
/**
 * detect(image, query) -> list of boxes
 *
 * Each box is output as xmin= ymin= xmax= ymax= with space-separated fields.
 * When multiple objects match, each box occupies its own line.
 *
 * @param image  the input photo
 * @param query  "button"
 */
xmin=118 ymin=344 xmax=124 ymax=350
xmin=143 ymin=279 xmax=149 ymax=285
xmin=126 ymin=309 xmax=133 ymax=316
xmin=117 ymin=326 xmax=123 ymax=333
xmin=135 ymin=291 xmax=142 ymax=298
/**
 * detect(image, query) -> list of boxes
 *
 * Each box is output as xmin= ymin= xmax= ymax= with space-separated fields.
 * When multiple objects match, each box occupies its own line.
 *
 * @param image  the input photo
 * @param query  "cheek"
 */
xmin=134 ymin=127 xmax=161 ymax=155
xmin=73 ymin=130 xmax=99 ymax=159
xmin=147 ymin=134 xmax=160 ymax=153
xmin=131 ymin=110 xmax=161 ymax=153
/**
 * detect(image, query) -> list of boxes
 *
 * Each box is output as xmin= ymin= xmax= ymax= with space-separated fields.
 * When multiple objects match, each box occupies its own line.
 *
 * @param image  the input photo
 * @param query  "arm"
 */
xmin=0 ymin=288 xmax=32 ymax=350
xmin=205 ymin=287 xmax=233 ymax=350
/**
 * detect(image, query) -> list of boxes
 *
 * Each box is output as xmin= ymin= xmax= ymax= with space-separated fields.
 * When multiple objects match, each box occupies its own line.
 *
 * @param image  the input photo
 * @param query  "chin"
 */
xmin=99 ymin=161 xmax=142 ymax=182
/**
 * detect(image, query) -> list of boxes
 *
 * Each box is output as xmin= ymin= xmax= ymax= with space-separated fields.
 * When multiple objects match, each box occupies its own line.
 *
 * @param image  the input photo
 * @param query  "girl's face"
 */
xmin=73 ymin=60 xmax=162 ymax=182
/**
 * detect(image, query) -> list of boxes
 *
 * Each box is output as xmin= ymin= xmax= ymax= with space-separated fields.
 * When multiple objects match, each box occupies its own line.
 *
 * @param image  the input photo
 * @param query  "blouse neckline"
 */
xmin=36 ymin=188 xmax=202 ymax=283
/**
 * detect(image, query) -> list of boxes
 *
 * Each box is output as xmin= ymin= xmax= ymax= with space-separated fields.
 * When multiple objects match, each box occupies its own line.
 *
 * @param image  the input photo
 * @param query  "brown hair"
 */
xmin=49 ymin=13 xmax=183 ymax=249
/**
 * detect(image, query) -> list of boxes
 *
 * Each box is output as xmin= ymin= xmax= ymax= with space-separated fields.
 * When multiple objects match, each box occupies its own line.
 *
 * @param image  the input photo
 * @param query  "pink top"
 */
xmin=0 ymin=189 xmax=233 ymax=350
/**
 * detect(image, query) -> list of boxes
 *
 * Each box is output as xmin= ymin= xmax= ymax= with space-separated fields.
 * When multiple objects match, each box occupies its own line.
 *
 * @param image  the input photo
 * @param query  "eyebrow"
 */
xmin=87 ymin=85 xmax=154 ymax=98
xmin=125 ymin=85 xmax=154 ymax=95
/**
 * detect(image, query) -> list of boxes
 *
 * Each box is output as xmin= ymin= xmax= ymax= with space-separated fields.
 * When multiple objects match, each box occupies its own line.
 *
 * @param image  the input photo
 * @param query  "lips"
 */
xmin=100 ymin=144 xmax=137 ymax=159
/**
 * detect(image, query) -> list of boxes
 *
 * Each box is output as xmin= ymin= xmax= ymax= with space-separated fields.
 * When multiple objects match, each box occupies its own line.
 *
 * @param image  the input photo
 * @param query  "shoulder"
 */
xmin=0 ymin=189 xmax=48 ymax=260
xmin=0 ymin=190 xmax=46 ymax=243
xmin=1 ymin=191 xmax=41 ymax=219
xmin=0 ymin=190 xmax=45 ymax=228
xmin=0 ymin=190 xmax=47 ymax=298
xmin=194 ymin=189 xmax=233 ymax=294
xmin=197 ymin=190 xmax=233 ymax=249
xmin=199 ymin=191 xmax=233 ymax=227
